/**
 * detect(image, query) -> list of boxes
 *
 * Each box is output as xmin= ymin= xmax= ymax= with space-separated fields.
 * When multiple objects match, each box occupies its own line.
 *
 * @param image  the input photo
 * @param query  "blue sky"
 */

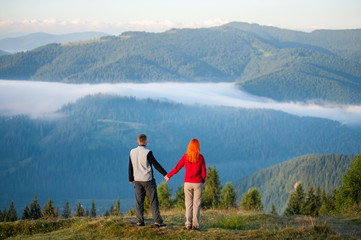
xmin=1 ymin=0 xmax=361 ymax=35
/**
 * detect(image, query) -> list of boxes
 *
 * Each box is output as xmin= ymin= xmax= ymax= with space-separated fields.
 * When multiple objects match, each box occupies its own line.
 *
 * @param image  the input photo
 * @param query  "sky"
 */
xmin=1 ymin=80 xmax=360 ymax=127
xmin=1 ymin=0 xmax=361 ymax=36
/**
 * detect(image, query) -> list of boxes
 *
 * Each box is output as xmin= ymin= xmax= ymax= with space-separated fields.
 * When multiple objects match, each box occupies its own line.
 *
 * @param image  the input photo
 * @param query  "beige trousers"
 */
xmin=184 ymin=182 xmax=203 ymax=228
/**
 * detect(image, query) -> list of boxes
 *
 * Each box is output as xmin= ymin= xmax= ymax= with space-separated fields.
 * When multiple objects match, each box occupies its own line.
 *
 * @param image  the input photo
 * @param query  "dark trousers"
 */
xmin=134 ymin=179 xmax=163 ymax=224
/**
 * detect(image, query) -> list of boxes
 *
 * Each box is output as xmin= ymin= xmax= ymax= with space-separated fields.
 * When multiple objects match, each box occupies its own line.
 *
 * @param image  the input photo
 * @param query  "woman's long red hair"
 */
xmin=187 ymin=139 xmax=200 ymax=163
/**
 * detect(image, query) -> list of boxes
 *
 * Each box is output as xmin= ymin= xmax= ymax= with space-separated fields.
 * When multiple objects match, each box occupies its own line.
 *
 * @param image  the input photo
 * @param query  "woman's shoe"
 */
xmin=192 ymin=226 xmax=199 ymax=230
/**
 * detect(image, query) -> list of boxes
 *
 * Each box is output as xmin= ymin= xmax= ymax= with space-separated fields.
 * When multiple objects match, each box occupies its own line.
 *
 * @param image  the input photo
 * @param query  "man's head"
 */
xmin=137 ymin=134 xmax=147 ymax=145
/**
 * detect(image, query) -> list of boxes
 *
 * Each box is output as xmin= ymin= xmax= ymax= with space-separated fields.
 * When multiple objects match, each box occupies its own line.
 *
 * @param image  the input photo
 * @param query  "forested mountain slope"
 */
xmin=0 ymin=22 xmax=360 ymax=103
xmin=234 ymin=154 xmax=356 ymax=214
xmin=1 ymin=95 xmax=361 ymax=210
xmin=0 ymin=32 xmax=109 ymax=53
xmin=223 ymin=22 xmax=361 ymax=64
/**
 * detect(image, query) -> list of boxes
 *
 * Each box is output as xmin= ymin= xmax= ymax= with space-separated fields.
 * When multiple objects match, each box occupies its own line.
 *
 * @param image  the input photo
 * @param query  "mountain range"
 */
xmin=0 ymin=32 xmax=109 ymax=53
xmin=0 ymin=22 xmax=360 ymax=104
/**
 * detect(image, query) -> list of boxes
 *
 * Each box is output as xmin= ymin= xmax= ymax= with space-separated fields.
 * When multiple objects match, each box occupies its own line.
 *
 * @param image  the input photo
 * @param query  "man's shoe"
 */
xmin=154 ymin=222 xmax=167 ymax=228
xmin=137 ymin=222 xmax=145 ymax=226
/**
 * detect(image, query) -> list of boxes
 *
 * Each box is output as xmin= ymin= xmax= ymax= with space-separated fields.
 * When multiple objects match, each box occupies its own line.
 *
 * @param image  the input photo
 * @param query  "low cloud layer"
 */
xmin=0 ymin=80 xmax=360 ymax=126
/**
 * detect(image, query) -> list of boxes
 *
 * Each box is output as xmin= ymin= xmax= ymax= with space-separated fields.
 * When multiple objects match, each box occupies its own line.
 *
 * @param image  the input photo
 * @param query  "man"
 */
xmin=128 ymin=134 xmax=167 ymax=227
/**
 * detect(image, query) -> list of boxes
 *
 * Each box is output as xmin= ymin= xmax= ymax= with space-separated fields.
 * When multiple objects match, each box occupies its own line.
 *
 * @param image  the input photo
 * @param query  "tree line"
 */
xmin=0 ymin=165 xmax=238 ymax=222
xmin=0 ymin=196 xmax=122 ymax=222
xmin=235 ymin=153 xmax=357 ymax=213
xmin=1 ymin=153 xmax=360 ymax=223
xmin=284 ymin=153 xmax=361 ymax=216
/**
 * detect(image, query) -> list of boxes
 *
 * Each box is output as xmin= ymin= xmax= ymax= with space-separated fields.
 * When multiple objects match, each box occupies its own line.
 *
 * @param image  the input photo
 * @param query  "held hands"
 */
xmin=164 ymin=175 xmax=170 ymax=181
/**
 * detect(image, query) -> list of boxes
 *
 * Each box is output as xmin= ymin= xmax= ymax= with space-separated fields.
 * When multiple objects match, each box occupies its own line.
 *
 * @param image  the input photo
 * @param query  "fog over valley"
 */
xmin=1 ymin=80 xmax=360 ymax=126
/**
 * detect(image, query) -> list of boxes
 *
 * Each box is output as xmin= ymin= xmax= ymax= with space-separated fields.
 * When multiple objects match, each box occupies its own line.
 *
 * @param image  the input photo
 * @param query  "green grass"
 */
xmin=1 ymin=209 xmax=360 ymax=239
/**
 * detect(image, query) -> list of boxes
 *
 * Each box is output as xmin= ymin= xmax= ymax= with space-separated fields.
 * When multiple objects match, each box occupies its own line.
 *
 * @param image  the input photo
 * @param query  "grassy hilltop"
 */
xmin=1 ymin=209 xmax=361 ymax=240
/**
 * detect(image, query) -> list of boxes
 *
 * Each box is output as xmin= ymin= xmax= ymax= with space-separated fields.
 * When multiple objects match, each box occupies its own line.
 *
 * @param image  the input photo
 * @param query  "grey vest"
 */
xmin=130 ymin=146 xmax=153 ymax=181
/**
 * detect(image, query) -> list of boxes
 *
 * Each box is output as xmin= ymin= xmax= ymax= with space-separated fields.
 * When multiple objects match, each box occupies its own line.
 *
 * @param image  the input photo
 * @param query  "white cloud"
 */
xmin=0 ymin=80 xmax=360 ymax=127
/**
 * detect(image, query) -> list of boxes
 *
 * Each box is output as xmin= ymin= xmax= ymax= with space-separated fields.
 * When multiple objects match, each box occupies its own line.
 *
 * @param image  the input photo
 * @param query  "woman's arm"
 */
xmin=201 ymin=156 xmax=206 ymax=183
xmin=166 ymin=155 xmax=186 ymax=180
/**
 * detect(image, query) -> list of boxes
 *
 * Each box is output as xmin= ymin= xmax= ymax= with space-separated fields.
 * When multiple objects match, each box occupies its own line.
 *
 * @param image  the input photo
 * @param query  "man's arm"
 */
xmin=147 ymin=151 xmax=167 ymax=176
xmin=129 ymin=156 xmax=134 ymax=183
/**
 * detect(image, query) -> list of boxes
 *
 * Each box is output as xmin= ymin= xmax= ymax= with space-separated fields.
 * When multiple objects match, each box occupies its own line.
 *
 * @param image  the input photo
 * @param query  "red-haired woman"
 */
xmin=165 ymin=139 xmax=206 ymax=230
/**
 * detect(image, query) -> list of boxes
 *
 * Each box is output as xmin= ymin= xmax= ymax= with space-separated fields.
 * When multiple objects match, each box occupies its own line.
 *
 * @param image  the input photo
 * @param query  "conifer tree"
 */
xmin=43 ymin=198 xmax=55 ymax=218
xmin=321 ymin=189 xmax=328 ymax=204
xmin=241 ymin=187 xmax=263 ymax=211
xmin=62 ymin=200 xmax=71 ymax=219
xmin=30 ymin=195 xmax=42 ymax=219
xmin=22 ymin=205 xmax=30 ymax=220
xmin=321 ymin=189 xmax=337 ymax=214
xmin=202 ymin=165 xmax=222 ymax=209
xmin=284 ymin=183 xmax=305 ymax=216
xmin=157 ymin=181 xmax=173 ymax=209
xmin=103 ymin=210 xmax=110 ymax=217
xmin=43 ymin=202 xmax=47 ymax=217
xmin=6 ymin=201 xmax=18 ymax=222
xmin=270 ymin=204 xmax=278 ymax=215
xmin=174 ymin=184 xmax=185 ymax=210
xmin=220 ymin=182 xmax=237 ymax=209
xmin=144 ymin=195 xmax=150 ymax=211
xmin=319 ymin=203 xmax=329 ymax=216
xmin=2 ymin=209 xmax=6 ymax=222
xmin=0 ymin=209 xmax=3 ymax=222
xmin=76 ymin=202 xmax=84 ymax=217
xmin=55 ymin=206 xmax=60 ymax=217
xmin=110 ymin=204 xmax=114 ymax=216
xmin=319 ymin=189 xmax=330 ymax=216
xmin=91 ymin=200 xmax=96 ymax=217
xmin=304 ymin=185 xmax=317 ymax=216
xmin=114 ymin=198 xmax=121 ymax=216
xmin=315 ymin=186 xmax=322 ymax=214
xmin=85 ymin=209 xmax=89 ymax=217
xmin=335 ymin=153 xmax=361 ymax=212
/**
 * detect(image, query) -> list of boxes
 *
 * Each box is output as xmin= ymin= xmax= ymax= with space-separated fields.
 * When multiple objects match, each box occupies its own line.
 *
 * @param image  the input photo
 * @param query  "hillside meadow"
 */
xmin=1 ymin=209 xmax=361 ymax=239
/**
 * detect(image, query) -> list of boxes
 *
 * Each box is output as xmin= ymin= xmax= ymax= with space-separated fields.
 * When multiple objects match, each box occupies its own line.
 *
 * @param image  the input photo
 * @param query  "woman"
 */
xmin=165 ymin=138 xmax=206 ymax=230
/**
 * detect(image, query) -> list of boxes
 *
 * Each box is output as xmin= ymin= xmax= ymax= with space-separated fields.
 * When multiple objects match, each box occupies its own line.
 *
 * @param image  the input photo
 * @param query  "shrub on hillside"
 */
xmin=241 ymin=188 xmax=263 ymax=211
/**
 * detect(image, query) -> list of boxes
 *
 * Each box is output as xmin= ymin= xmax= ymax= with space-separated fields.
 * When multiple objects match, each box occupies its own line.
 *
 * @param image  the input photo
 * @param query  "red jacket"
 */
xmin=167 ymin=153 xmax=206 ymax=183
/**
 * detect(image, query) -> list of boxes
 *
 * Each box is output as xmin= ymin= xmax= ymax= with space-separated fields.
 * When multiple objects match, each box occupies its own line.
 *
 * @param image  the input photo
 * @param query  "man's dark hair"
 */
xmin=138 ymin=134 xmax=147 ymax=143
